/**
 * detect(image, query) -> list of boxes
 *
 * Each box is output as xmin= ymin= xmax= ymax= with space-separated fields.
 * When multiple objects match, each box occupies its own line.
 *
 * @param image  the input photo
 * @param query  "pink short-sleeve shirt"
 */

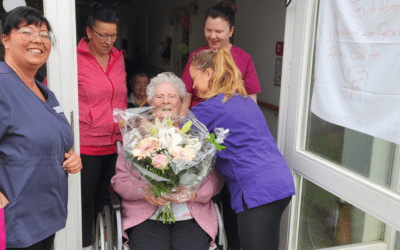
xmin=181 ymin=45 xmax=261 ymax=109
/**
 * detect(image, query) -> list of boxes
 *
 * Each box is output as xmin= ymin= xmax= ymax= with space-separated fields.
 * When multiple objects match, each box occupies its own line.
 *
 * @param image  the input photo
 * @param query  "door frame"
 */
xmin=44 ymin=0 xmax=82 ymax=249
xmin=279 ymin=0 xmax=400 ymax=249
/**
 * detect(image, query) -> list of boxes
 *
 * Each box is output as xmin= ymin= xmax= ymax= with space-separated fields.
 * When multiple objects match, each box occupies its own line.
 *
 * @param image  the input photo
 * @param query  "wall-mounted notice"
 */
xmin=311 ymin=0 xmax=400 ymax=144
xmin=274 ymin=58 xmax=283 ymax=86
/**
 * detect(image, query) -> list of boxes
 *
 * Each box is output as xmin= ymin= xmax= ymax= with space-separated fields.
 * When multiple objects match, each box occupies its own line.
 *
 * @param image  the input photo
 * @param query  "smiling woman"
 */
xmin=181 ymin=2 xmax=262 ymax=116
xmin=0 ymin=6 xmax=82 ymax=249
xmin=111 ymin=71 xmax=225 ymax=250
xmin=146 ymin=72 xmax=187 ymax=119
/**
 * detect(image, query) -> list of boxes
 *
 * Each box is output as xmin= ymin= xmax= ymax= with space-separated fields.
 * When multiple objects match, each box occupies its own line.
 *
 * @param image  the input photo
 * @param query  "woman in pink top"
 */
xmin=77 ymin=3 xmax=127 ymax=249
xmin=112 ymin=72 xmax=224 ymax=250
xmin=181 ymin=2 xmax=261 ymax=110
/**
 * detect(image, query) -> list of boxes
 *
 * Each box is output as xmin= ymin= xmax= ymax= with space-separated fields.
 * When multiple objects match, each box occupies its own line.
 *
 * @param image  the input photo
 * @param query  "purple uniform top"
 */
xmin=182 ymin=45 xmax=261 ymax=109
xmin=192 ymin=94 xmax=295 ymax=214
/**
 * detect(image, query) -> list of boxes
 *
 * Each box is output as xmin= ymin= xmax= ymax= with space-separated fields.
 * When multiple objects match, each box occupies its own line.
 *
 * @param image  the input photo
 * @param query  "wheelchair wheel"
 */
xmin=94 ymin=205 xmax=114 ymax=250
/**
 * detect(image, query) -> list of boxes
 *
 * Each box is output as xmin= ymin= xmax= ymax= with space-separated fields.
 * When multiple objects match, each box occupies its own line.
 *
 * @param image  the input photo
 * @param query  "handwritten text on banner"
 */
xmin=311 ymin=0 xmax=400 ymax=144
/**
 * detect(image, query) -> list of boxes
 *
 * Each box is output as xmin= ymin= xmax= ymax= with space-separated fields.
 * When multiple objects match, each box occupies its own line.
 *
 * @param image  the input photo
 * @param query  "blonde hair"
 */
xmin=190 ymin=47 xmax=247 ymax=102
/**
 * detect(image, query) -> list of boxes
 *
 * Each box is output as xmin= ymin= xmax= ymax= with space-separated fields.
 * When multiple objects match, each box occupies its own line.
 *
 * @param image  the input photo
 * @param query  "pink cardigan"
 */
xmin=111 ymin=151 xmax=224 ymax=247
xmin=77 ymin=38 xmax=127 ymax=155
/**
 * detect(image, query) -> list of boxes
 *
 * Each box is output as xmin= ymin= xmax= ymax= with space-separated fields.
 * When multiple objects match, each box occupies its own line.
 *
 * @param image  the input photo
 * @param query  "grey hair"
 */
xmin=147 ymin=72 xmax=187 ymax=103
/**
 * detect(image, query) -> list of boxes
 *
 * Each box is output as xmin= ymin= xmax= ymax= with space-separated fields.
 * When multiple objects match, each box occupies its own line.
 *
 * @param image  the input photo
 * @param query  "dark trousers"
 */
xmin=7 ymin=234 xmax=55 ymax=250
xmin=126 ymin=219 xmax=211 ymax=250
xmin=220 ymin=183 xmax=242 ymax=250
xmin=237 ymin=196 xmax=292 ymax=250
xmin=81 ymin=153 xmax=117 ymax=247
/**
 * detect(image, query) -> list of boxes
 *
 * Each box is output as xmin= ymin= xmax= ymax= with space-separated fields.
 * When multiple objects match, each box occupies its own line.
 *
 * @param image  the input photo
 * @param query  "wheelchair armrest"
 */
xmin=109 ymin=185 xmax=122 ymax=210
xmin=212 ymin=193 xmax=222 ymax=205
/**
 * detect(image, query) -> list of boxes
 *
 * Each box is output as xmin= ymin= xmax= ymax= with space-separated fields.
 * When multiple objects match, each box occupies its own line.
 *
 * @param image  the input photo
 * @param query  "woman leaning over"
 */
xmin=0 ymin=7 xmax=82 ymax=250
xmin=77 ymin=2 xmax=127 ymax=249
xmin=181 ymin=3 xmax=262 ymax=248
xmin=181 ymin=2 xmax=261 ymax=111
xmin=189 ymin=48 xmax=296 ymax=250
xmin=111 ymin=72 xmax=224 ymax=250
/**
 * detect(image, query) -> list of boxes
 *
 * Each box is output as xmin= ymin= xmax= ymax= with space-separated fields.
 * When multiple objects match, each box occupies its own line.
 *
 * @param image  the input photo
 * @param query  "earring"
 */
xmin=4 ymin=46 xmax=8 ymax=49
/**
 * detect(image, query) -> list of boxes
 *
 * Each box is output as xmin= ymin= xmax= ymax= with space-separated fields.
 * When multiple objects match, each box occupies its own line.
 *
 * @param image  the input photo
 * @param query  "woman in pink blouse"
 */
xmin=77 ymin=3 xmax=127 ymax=249
xmin=181 ymin=2 xmax=261 ymax=110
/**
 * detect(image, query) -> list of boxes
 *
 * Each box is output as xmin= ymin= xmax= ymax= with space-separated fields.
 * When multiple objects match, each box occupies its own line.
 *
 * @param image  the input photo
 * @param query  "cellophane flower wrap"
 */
xmin=114 ymin=107 xmax=223 ymax=223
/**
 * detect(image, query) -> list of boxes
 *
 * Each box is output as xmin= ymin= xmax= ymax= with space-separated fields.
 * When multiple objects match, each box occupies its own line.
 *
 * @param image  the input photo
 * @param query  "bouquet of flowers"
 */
xmin=114 ymin=107 xmax=227 ymax=223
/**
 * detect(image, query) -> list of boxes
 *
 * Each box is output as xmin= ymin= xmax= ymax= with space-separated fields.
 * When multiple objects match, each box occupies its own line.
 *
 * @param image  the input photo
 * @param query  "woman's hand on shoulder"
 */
xmin=63 ymin=149 xmax=82 ymax=174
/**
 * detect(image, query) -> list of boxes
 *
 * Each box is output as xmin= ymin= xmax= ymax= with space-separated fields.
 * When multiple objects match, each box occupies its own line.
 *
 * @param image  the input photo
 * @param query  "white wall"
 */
xmin=235 ymin=0 xmax=286 ymax=106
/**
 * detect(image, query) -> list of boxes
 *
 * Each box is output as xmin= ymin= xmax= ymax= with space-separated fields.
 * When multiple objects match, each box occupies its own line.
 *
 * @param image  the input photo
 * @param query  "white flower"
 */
xmin=186 ymin=138 xmax=201 ymax=153
xmin=143 ymin=117 xmax=168 ymax=134
xmin=126 ymin=129 xmax=142 ymax=147
xmin=158 ymin=127 xmax=183 ymax=148
xmin=214 ymin=127 xmax=229 ymax=144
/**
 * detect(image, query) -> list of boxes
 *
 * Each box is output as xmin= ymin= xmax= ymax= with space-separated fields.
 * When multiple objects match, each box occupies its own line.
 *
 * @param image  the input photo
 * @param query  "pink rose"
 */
xmin=152 ymin=154 xmax=168 ymax=170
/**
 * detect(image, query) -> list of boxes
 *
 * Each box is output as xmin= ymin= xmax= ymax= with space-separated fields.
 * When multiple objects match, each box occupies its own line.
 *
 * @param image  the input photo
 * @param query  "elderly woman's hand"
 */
xmin=164 ymin=186 xmax=197 ymax=204
xmin=63 ymin=149 xmax=82 ymax=174
xmin=142 ymin=184 xmax=167 ymax=206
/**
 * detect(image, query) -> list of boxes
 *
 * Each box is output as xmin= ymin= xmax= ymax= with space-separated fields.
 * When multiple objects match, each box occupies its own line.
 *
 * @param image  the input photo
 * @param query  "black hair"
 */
xmin=205 ymin=2 xmax=236 ymax=28
xmin=130 ymin=71 xmax=149 ymax=88
xmin=86 ymin=2 xmax=118 ymax=28
xmin=2 ymin=6 xmax=52 ymax=36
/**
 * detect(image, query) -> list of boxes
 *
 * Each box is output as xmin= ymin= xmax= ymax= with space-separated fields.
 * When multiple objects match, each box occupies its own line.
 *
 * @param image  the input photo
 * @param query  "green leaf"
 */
xmin=209 ymin=133 xmax=215 ymax=140
xmin=167 ymin=118 xmax=173 ymax=127
xmin=206 ymin=133 xmax=227 ymax=151
xmin=156 ymin=212 xmax=161 ymax=221
xmin=181 ymin=121 xmax=192 ymax=134
xmin=151 ymin=128 xmax=158 ymax=135
xmin=152 ymin=185 xmax=161 ymax=198
xmin=216 ymin=144 xmax=227 ymax=151
xmin=171 ymin=210 xmax=176 ymax=223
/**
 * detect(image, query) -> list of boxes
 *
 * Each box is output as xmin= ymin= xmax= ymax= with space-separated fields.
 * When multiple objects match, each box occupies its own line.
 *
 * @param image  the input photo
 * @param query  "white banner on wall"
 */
xmin=311 ymin=0 xmax=400 ymax=144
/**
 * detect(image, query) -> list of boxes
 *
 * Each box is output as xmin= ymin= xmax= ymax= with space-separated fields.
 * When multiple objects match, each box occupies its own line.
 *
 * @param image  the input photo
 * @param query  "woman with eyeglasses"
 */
xmin=77 ymin=2 xmax=127 ymax=249
xmin=0 ymin=6 xmax=82 ymax=249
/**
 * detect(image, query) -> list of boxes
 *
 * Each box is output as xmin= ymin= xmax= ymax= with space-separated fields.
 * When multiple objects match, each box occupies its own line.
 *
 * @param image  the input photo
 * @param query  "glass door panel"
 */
xmin=297 ymin=178 xmax=386 ymax=249
xmin=301 ymin=0 xmax=400 ymax=192
xmin=305 ymin=112 xmax=398 ymax=191
xmin=395 ymin=232 xmax=400 ymax=249
xmin=282 ymin=0 xmax=400 ymax=249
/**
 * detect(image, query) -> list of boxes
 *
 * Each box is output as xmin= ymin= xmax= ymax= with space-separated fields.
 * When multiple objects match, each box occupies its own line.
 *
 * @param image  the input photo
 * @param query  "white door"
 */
xmin=43 ymin=0 xmax=82 ymax=249
xmin=280 ymin=0 xmax=400 ymax=249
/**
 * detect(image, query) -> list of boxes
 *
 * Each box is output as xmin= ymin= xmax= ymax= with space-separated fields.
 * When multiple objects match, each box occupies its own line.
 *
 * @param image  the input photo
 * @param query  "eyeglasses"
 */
xmin=90 ymin=27 xmax=118 ymax=41
xmin=17 ymin=27 xmax=55 ymax=45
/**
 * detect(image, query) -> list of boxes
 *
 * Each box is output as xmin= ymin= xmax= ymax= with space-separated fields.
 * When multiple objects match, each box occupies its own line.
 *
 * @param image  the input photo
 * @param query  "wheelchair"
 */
xmin=95 ymin=190 xmax=227 ymax=250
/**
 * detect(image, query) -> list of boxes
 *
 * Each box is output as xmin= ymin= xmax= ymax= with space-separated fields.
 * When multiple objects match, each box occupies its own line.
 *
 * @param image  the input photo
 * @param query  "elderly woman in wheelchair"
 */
xmin=111 ymin=72 xmax=225 ymax=250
